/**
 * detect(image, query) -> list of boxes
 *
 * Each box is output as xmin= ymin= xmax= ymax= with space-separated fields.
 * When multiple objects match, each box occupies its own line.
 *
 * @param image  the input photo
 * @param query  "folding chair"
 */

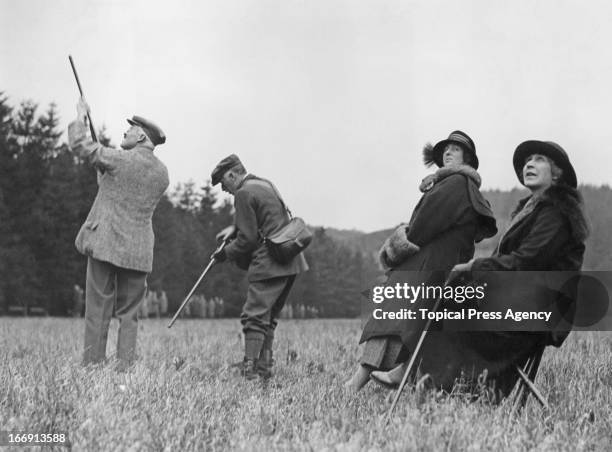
xmin=511 ymin=345 xmax=549 ymax=414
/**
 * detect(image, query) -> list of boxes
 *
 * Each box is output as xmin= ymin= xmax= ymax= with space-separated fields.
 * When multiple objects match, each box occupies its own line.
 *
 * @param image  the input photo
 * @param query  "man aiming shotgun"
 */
xmin=68 ymin=58 xmax=169 ymax=370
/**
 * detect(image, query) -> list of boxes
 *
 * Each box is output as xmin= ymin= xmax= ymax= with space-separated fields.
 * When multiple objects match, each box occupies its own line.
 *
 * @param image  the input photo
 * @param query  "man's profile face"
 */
xmin=220 ymin=170 xmax=238 ymax=194
xmin=120 ymin=125 xmax=146 ymax=150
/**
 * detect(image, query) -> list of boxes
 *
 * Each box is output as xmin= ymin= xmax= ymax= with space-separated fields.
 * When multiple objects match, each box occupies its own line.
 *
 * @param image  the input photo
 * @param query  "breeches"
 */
xmin=240 ymin=275 xmax=296 ymax=335
xmin=83 ymin=257 xmax=147 ymax=364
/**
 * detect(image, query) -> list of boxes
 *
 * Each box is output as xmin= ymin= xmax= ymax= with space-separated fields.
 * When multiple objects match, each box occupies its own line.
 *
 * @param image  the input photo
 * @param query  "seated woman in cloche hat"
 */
xmin=345 ymin=131 xmax=497 ymax=392
xmin=370 ymin=140 xmax=588 ymax=399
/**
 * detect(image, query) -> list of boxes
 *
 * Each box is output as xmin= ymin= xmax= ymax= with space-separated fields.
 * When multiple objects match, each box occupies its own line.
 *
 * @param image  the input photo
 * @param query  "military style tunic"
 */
xmin=224 ymin=174 xmax=308 ymax=282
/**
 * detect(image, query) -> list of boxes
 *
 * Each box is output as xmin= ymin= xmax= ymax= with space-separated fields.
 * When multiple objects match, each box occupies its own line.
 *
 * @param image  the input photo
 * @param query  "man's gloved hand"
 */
xmin=216 ymin=225 xmax=237 ymax=242
xmin=212 ymin=248 xmax=227 ymax=262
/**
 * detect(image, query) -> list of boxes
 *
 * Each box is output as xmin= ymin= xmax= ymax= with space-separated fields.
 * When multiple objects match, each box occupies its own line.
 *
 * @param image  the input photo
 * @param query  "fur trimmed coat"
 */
xmin=415 ymin=184 xmax=588 ymax=397
xmin=360 ymin=165 xmax=497 ymax=345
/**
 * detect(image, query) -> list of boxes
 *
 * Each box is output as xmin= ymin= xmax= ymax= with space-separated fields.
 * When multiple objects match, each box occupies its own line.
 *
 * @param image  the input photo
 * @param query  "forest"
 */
xmin=1 ymin=93 xmax=610 ymax=316
xmin=0 ymin=94 xmax=378 ymax=317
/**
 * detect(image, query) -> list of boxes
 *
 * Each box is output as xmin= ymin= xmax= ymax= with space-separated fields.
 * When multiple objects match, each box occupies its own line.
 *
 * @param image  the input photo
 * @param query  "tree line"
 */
xmin=2 ymin=93 xmax=610 ymax=317
xmin=0 ymin=93 xmax=379 ymax=317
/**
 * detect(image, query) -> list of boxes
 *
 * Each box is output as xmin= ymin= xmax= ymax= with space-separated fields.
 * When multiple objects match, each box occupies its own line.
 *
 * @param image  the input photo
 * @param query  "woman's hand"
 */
xmin=451 ymin=260 xmax=474 ymax=273
xmin=448 ymin=259 xmax=475 ymax=284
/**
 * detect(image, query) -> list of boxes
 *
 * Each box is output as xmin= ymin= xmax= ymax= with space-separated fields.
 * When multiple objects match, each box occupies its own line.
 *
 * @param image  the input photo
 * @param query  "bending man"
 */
xmin=211 ymin=155 xmax=308 ymax=380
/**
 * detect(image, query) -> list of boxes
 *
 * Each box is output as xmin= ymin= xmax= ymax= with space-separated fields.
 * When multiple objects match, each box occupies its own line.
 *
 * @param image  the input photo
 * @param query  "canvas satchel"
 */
xmin=245 ymin=178 xmax=313 ymax=264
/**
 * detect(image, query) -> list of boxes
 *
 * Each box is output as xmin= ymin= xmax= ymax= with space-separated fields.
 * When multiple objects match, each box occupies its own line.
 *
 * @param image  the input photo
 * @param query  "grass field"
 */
xmin=1 ymin=318 xmax=611 ymax=451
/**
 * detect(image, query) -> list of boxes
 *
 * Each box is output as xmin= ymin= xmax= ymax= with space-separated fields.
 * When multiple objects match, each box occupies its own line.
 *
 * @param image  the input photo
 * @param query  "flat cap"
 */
xmin=211 ymin=154 xmax=242 ymax=186
xmin=127 ymin=115 xmax=166 ymax=146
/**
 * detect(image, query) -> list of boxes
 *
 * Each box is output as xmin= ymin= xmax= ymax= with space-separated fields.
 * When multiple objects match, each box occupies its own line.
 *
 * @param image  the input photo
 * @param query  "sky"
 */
xmin=2 ymin=0 xmax=611 ymax=232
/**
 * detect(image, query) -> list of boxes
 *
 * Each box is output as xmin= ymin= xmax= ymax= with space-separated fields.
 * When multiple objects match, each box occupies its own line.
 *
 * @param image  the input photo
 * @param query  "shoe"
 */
xmin=370 ymin=370 xmax=399 ymax=389
xmin=343 ymin=365 xmax=371 ymax=393
xmin=241 ymin=358 xmax=259 ymax=380
xmin=257 ymin=350 xmax=274 ymax=379
xmin=115 ymin=359 xmax=134 ymax=373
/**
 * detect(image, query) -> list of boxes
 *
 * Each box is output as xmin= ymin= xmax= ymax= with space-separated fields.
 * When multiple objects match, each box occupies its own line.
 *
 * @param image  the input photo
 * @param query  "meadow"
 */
xmin=1 ymin=318 xmax=611 ymax=451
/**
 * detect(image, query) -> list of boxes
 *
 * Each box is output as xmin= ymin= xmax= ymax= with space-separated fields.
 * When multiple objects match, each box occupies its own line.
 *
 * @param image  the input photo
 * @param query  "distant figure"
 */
xmin=216 ymin=297 xmax=225 ymax=317
xmin=138 ymin=294 xmax=149 ymax=319
xmin=68 ymin=97 xmax=169 ymax=370
xmin=148 ymin=289 xmax=160 ymax=318
xmin=207 ymin=297 xmax=216 ymax=318
xmin=212 ymin=154 xmax=309 ymax=379
xmin=157 ymin=290 xmax=168 ymax=316
xmin=196 ymin=294 xmax=206 ymax=318
xmin=72 ymin=284 xmax=85 ymax=317
xmin=182 ymin=300 xmax=192 ymax=318
xmin=287 ymin=303 xmax=293 ymax=319
xmin=281 ymin=303 xmax=293 ymax=319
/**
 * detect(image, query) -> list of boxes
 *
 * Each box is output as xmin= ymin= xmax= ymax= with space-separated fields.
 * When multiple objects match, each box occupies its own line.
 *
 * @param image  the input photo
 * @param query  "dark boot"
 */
xmin=241 ymin=358 xmax=259 ymax=380
xmin=257 ymin=349 xmax=274 ymax=379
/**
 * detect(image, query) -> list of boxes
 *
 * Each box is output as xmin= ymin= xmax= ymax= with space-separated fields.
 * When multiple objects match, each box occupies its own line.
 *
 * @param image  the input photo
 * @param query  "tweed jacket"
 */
xmin=68 ymin=120 xmax=169 ymax=272
xmin=224 ymin=174 xmax=309 ymax=282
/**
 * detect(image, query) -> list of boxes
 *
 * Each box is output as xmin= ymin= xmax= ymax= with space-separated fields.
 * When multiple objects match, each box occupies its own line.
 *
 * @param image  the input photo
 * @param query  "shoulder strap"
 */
xmin=244 ymin=177 xmax=293 ymax=218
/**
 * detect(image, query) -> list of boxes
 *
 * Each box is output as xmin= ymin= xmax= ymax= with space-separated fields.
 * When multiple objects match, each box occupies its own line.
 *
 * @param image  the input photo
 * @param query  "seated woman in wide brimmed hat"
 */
xmin=370 ymin=140 xmax=588 ymax=397
xmin=344 ymin=131 xmax=498 ymax=392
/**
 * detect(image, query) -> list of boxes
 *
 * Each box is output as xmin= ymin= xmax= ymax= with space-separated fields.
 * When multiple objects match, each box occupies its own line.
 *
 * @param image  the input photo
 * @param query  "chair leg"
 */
xmin=511 ymin=346 xmax=547 ymax=415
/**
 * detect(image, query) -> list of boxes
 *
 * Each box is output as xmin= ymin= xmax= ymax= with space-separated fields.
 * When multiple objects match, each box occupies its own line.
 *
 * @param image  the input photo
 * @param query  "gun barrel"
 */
xmin=68 ymin=55 xmax=98 ymax=142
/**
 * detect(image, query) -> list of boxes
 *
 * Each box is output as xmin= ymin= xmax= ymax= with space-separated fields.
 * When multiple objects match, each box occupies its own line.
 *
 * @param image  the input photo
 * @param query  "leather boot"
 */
xmin=241 ymin=358 xmax=259 ymax=380
xmin=257 ymin=349 xmax=274 ymax=379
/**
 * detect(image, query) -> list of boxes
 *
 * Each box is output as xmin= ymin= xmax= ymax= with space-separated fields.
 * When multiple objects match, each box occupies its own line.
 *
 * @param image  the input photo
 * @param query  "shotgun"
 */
xmin=68 ymin=55 xmax=98 ymax=142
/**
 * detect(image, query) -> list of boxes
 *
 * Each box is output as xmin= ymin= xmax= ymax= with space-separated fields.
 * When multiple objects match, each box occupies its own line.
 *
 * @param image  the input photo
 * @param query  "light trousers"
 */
xmin=83 ymin=257 xmax=147 ymax=364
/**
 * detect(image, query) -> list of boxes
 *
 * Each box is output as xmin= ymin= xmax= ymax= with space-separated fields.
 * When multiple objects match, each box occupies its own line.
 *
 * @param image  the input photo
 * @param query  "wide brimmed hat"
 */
xmin=428 ymin=130 xmax=479 ymax=169
xmin=513 ymin=140 xmax=577 ymax=188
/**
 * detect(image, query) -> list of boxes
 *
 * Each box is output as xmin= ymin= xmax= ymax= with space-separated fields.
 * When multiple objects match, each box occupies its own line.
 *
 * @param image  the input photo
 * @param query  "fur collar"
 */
xmin=419 ymin=164 xmax=482 ymax=193
xmin=511 ymin=184 xmax=589 ymax=241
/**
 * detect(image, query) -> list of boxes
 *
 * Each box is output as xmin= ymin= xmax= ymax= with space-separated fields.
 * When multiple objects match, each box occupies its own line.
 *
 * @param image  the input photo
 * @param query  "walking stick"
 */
xmin=68 ymin=55 xmax=98 ymax=142
xmin=167 ymin=239 xmax=228 ymax=328
xmin=384 ymin=273 xmax=454 ymax=424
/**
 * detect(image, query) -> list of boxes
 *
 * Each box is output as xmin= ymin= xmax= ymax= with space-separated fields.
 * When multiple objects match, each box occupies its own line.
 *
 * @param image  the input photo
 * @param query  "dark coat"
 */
xmin=417 ymin=184 xmax=588 ymax=396
xmin=360 ymin=168 xmax=497 ymax=345
xmin=225 ymin=174 xmax=309 ymax=282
